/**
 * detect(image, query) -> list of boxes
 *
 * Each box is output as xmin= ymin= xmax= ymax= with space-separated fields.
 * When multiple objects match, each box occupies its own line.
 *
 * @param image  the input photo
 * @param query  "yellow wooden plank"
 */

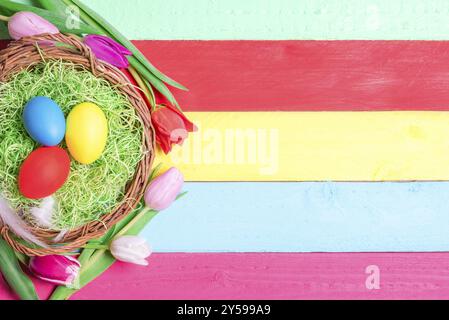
xmin=154 ymin=112 xmax=449 ymax=181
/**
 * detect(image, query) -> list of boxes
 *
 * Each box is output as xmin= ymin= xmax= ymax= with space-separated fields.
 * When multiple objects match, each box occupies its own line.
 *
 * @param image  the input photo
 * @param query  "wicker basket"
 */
xmin=0 ymin=33 xmax=155 ymax=256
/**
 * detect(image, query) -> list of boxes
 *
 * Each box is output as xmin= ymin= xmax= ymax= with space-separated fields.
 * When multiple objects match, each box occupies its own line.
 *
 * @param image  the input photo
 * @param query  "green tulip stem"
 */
xmin=35 ymin=0 xmax=69 ymax=16
xmin=128 ymin=66 xmax=156 ymax=108
xmin=50 ymin=207 xmax=160 ymax=300
xmin=0 ymin=15 xmax=10 ymax=22
xmin=81 ymin=244 xmax=109 ymax=250
xmin=114 ymin=207 xmax=153 ymax=238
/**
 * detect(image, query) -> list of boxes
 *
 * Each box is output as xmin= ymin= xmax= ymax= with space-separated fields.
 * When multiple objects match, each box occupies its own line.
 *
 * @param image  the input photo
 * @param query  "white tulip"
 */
xmin=110 ymin=235 xmax=152 ymax=266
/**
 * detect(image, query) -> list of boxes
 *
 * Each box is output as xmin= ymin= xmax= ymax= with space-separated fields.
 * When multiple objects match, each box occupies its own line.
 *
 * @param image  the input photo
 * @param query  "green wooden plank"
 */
xmin=2 ymin=0 xmax=449 ymax=40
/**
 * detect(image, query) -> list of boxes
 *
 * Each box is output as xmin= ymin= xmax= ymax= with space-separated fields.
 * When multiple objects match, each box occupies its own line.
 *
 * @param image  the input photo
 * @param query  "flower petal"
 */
xmin=110 ymin=236 xmax=152 ymax=266
xmin=85 ymin=35 xmax=130 ymax=68
xmin=85 ymin=35 xmax=132 ymax=56
xmin=152 ymin=105 xmax=197 ymax=154
xmin=29 ymin=255 xmax=80 ymax=287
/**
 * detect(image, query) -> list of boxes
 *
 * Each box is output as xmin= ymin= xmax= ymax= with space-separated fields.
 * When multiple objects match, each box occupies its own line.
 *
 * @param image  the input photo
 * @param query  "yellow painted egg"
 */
xmin=65 ymin=102 xmax=108 ymax=164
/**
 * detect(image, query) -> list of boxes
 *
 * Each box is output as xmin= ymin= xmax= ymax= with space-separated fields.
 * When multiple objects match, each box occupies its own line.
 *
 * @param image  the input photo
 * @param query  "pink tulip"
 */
xmin=8 ymin=12 xmax=59 ymax=40
xmin=144 ymin=167 xmax=184 ymax=211
xmin=84 ymin=34 xmax=132 ymax=68
xmin=29 ymin=255 xmax=80 ymax=287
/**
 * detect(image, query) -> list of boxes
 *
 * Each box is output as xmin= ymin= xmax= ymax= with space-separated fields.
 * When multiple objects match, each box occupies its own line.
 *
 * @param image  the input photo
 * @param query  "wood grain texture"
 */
xmin=144 ymin=182 xmax=449 ymax=252
xmin=4 ymin=40 xmax=449 ymax=112
xmin=2 ymin=253 xmax=449 ymax=300
xmin=8 ymin=0 xmax=449 ymax=41
xmin=156 ymin=111 xmax=449 ymax=181
xmin=70 ymin=253 xmax=449 ymax=300
xmin=137 ymin=40 xmax=449 ymax=111
xmin=0 ymin=0 xmax=448 ymax=302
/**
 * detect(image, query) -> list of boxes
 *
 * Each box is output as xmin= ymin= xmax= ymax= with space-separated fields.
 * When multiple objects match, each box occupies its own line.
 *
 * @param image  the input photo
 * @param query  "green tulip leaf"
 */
xmin=0 ymin=239 xmax=39 ymax=300
xmin=35 ymin=0 xmax=68 ymax=15
xmin=68 ymin=0 xmax=188 ymax=91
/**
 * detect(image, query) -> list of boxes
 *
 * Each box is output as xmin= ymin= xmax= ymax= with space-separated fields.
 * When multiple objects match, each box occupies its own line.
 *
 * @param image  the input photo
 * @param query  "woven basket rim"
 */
xmin=0 ymin=33 xmax=155 ymax=256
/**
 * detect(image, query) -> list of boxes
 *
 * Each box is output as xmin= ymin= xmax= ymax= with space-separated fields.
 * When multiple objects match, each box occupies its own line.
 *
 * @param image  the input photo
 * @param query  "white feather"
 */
xmin=0 ymin=195 xmax=47 ymax=248
xmin=30 ymin=196 xmax=56 ymax=228
xmin=53 ymin=229 xmax=68 ymax=243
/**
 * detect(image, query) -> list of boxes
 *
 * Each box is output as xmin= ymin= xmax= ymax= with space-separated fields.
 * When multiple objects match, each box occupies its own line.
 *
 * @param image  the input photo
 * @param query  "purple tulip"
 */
xmin=8 ymin=12 xmax=59 ymax=40
xmin=144 ymin=167 xmax=184 ymax=211
xmin=84 ymin=34 xmax=132 ymax=68
xmin=29 ymin=255 xmax=81 ymax=287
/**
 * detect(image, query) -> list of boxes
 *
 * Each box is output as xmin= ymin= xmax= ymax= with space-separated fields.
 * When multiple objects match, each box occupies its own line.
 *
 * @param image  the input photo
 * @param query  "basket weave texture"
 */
xmin=0 ymin=33 xmax=155 ymax=256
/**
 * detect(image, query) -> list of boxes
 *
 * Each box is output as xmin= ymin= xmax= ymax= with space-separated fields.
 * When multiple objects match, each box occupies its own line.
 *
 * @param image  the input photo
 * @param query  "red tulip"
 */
xmin=152 ymin=105 xmax=197 ymax=154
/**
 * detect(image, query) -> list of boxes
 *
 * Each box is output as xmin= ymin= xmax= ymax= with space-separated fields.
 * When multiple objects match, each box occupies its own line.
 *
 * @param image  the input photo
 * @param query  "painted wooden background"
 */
xmin=3 ymin=0 xmax=449 ymax=300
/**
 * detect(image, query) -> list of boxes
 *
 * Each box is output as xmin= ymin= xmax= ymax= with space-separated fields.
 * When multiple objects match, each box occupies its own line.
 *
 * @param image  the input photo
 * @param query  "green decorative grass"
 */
xmin=0 ymin=60 xmax=144 ymax=230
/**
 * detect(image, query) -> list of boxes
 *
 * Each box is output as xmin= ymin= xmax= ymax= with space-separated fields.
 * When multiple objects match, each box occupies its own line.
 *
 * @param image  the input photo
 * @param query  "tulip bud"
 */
xmin=29 ymin=255 xmax=80 ymax=287
xmin=110 ymin=236 xmax=152 ymax=266
xmin=152 ymin=104 xmax=197 ymax=154
xmin=144 ymin=167 xmax=184 ymax=211
xmin=8 ymin=12 xmax=59 ymax=40
xmin=84 ymin=34 xmax=132 ymax=68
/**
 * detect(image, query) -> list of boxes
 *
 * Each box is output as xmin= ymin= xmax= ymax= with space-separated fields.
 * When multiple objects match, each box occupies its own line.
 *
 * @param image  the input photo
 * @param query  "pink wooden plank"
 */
xmin=2 ymin=253 xmax=449 ymax=300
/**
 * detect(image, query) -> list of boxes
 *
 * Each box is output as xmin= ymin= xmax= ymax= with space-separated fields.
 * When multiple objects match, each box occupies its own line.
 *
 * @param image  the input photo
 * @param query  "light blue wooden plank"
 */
xmin=143 ymin=182 xmax=449 ymax=252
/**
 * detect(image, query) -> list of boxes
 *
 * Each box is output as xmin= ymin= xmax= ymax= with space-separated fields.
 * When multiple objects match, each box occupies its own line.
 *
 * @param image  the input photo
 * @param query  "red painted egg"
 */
xmin=18 ymin=147 xmax=70 ymax=199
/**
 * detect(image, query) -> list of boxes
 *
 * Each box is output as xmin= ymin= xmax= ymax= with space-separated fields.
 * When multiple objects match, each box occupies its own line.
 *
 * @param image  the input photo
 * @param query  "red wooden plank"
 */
xmin=2 ymin=253 xmax=449 ymax=300
xmin=135 ymin=40 xmax=449 ymax=111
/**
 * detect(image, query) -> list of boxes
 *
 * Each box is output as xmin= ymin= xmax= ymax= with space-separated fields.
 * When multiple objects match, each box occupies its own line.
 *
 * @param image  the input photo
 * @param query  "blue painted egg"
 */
xmin=23 ymin=96 xmax=66 ymax=146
